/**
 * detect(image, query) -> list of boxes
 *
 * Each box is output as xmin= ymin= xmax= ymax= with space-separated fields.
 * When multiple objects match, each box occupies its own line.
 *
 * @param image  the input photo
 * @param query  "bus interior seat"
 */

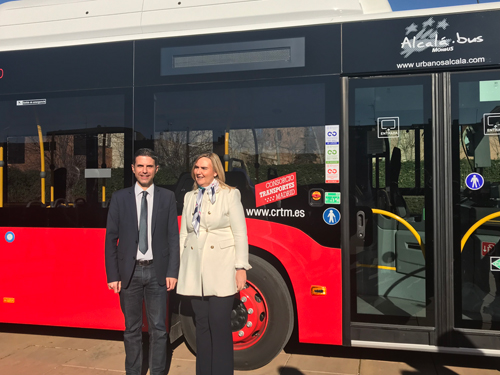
xmin=26 ymin=201 xmax=45 ymax=208
xmin=174 ymin=172 xmax=194 ymax=207
xmin=376 ymin=188 xmax=391 ymax=212
xmin=232 ymin=166 xmax=255 ymax=189
xmin=389 ymin=147 xmax=409 ymax=218
xmin=225 ymin=170 xmax=255 ymax=207
xmin=229 ymin=158 xmax=255 ymax=189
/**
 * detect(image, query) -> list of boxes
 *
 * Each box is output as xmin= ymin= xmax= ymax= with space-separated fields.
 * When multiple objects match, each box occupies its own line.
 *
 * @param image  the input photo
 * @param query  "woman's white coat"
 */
xmin=177 ymin=186 xmax=251 ymax=297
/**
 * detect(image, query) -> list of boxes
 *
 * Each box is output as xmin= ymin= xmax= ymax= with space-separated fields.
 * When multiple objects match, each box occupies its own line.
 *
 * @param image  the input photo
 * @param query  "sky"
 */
xmin=0 ymin=0 xmax=499 ymax=11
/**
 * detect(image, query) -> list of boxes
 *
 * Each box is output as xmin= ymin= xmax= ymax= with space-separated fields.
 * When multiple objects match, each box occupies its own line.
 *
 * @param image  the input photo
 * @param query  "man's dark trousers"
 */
xmin=120 ymin=262 xmax=167 ymax=375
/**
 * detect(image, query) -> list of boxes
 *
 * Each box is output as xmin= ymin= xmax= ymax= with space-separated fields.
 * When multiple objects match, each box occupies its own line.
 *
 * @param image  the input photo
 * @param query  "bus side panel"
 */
xmin=1 ymin=222 xmax=342 ymax=346
xmin=246 ymin=219 xmax=342 ymax=345
xmin=0 ymin=227 xmax=124 ymax=330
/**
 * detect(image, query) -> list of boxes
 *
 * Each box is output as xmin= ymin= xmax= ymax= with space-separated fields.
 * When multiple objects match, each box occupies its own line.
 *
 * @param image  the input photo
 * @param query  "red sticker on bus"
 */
xmin=255 ymin=172 xmax=297 ymax=207
xmin=482 ymin=242 xmax=496 ymax=257
xmin=0 ymin=69 xmax=3 ymax=79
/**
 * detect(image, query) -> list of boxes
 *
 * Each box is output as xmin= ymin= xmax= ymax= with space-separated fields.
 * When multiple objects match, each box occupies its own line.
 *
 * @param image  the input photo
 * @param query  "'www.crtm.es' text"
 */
xmin=246 ymin=208 xmax=305 ymax=218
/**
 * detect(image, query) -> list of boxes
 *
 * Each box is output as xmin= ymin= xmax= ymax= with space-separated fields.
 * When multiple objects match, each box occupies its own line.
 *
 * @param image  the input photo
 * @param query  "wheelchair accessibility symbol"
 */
xmin=465 ymin=173 xmax=484 ymax=191
xmin=323 ymin=208 xmax=341 ymax=225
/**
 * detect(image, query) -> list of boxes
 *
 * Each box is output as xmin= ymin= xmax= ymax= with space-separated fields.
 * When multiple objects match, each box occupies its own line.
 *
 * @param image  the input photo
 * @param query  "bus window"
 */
xmin=229 ymin=126 xmax=325 ymax=187
xmin=146 ymin=80 xmax=331 ymax=225
xmin=154 ymin=129 xmax=213 ymax=207
xmin=0 ymin=92 xmax=128 ymax=211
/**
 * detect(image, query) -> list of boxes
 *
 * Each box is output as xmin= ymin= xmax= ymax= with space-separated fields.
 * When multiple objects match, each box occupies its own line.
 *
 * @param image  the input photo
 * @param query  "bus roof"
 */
xmin=0 ymin=0 xmax=499 ymax=52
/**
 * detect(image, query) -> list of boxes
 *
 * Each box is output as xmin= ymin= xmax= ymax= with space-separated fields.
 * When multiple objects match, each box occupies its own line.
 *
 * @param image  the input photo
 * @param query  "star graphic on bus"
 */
xmin=405 ymin=22 xmax=418 ymax=35
xmin=437 ymin=19 xmax=449 ymax=30
xmin=422 ymin=17 xmax=435 ymax=28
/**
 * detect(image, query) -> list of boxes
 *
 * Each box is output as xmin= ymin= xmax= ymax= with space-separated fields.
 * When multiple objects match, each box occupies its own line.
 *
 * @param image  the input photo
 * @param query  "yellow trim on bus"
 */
xmin=372 ymin=208 xmax=425 ymax=258
xmin=461 ymin=211 xmax=500 ymax=252
xmin=357 ymin=263 xmax=397 ymax=271
xmin=37 ymin=125 xmax=46 ymax=205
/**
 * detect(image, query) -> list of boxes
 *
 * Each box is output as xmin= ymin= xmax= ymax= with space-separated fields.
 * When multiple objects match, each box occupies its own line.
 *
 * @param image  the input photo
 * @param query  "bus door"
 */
xmin=347 ymin=75 xmax=435 ymax=345
xmin=451 ymin=70 xmax=500 ymax=345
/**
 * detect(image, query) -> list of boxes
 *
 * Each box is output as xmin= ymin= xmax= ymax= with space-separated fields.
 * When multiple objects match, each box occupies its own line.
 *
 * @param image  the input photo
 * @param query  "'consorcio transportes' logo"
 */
xmin=400 ymin=17 xmax=483 ymax=58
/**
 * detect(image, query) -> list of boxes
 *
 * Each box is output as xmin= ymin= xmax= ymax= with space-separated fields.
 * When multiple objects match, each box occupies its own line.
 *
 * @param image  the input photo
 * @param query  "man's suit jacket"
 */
xmin=105 ymin=184 xmax=180 ymax=288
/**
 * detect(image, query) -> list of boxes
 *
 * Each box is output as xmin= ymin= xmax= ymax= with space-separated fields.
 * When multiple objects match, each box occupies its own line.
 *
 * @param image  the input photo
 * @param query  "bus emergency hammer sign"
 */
xmin=255 ymin=172 xmax=297 ymax=207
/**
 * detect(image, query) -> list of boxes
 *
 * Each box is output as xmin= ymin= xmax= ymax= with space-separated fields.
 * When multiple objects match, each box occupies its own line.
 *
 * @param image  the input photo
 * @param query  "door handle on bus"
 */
xmin=356 ymin=211 xmax=366 ymax=239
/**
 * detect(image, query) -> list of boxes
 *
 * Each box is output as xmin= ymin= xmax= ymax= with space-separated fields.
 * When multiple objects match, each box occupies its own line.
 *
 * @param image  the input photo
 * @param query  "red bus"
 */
xmin=2 ymin=0 xmax=500 ymax=369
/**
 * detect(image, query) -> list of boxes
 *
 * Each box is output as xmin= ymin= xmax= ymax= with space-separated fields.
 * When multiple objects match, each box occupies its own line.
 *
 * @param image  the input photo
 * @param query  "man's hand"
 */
xmin=166 ymin=277 xmax=177 ymax=291
xmin=236 ymin=270 xmax=246 ymax=292
xmin=108 ymin=281 xmax=121 ymax=293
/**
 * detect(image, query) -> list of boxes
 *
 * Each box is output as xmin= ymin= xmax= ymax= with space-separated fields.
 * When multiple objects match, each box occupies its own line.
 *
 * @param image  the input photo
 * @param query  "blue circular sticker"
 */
xmin=323 ymin=208 xmax=341 ymax=225
xmin=465 ymin=173 xmax=484 ymax=191
xmin=5 ymin=231 xmax=15 ymax=243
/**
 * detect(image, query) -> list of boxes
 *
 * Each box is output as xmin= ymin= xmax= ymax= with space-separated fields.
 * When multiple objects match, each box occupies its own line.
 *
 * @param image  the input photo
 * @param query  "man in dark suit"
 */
xmin=105 ymin=148 xmax=179 ymax=375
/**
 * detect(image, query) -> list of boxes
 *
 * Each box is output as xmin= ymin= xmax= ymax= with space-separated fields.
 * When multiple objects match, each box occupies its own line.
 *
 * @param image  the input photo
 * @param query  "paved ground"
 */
xmin=1 ymin=325 xmax=499 ymax=375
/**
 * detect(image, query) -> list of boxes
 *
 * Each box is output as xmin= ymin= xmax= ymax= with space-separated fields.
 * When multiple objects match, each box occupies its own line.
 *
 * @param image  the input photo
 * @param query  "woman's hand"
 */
xmin=236 ymin=269 xmax=247 ymax=292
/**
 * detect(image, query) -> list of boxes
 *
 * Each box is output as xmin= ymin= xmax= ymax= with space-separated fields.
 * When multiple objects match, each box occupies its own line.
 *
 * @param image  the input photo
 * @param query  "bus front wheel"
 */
xmin=180 ymin=254 xmax=294 ymax=370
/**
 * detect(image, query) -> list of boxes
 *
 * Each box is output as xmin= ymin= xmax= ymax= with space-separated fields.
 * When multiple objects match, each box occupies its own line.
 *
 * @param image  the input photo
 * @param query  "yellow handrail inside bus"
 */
xmin=0 ymin=146 xmax=3 ymax=208
xmin=50 ymin=134 xmax=54 ymax=207
xmin=372 ymin=208 xmax=425 ymax=258
xmin=37 ymin=125 xmax=46 ymax=205
xmin=461 ymin=211 xmax=500 ymax=252
xmin=224 ymin=131 xmax=229 ymax=172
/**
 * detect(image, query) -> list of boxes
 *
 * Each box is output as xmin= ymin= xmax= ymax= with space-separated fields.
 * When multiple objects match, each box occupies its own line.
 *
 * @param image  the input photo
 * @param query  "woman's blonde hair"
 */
xmin=191 ymin=153 xmax=232 ymax=190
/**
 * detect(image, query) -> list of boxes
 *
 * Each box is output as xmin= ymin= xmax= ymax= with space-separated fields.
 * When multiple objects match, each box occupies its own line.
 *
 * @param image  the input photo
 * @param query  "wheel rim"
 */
xmin=232 ymin=281 xmax=268 ymax=350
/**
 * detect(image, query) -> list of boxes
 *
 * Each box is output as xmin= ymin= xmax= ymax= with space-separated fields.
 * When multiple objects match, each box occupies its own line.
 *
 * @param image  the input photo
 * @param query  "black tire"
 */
xmin=179 ymin=253 xmax=294 ymax=370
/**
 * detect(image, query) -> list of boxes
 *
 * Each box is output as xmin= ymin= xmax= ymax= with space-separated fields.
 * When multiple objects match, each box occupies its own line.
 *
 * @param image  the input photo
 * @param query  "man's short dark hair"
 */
xmin=134 ymin=148 xmax=159 ymax=166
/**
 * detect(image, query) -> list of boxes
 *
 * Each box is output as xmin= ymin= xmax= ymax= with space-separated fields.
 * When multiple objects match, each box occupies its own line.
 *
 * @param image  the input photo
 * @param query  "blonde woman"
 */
xmin=177 ymin=153 xmax=251 ymax=375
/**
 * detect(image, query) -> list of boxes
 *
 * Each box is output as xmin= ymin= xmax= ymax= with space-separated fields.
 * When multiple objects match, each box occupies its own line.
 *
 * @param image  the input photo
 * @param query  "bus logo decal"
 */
xmin=401 ymin=17 xmax=483 ymax=58
xmin=255 ymin=172 xmax=297 ymax=207
xmin=5 ymin=231 xmax=15 ymax=243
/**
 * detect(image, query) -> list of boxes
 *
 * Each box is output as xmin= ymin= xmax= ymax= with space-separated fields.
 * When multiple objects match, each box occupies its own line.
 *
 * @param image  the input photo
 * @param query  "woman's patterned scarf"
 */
xmin=192 ymin=179 xmax=219 ymax=236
